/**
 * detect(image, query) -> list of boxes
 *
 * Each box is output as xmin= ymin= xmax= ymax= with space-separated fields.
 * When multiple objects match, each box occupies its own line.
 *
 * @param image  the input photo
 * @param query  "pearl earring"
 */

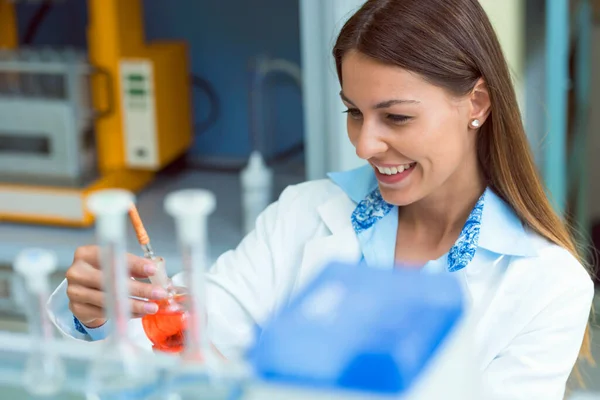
xmin=470 ymin=119 xmax=481 ymax=128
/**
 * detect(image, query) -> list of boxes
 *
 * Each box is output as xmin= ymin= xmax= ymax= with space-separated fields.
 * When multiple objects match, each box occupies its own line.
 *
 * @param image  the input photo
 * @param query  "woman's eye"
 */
xmin=343 ymin=108 xmax=363 ymax=120
xmin=387 ymin=114 xmax=411 ymax=124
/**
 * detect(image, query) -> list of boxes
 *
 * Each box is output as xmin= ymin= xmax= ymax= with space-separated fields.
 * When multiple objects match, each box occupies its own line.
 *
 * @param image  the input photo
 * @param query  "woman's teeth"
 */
xmin=376 ymin=163 xmax=415 ymax=175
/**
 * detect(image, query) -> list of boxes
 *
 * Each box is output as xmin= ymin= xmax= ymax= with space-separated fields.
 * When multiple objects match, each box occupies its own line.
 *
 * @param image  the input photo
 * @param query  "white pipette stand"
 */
xmin=164 ymin=189 xmax=233 ymax=399
xmin=165 ymin=189 xmax=215 ymax=362
xmin=14 ymin=248 xmax=66 ymax=396
xmin=85 ymin=189 xmax=159 ymax=400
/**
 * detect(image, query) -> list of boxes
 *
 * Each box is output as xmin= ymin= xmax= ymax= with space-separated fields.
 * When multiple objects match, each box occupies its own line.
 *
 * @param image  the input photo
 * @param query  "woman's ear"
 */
xmin=469 ymin=78 xmax=491 ymax=128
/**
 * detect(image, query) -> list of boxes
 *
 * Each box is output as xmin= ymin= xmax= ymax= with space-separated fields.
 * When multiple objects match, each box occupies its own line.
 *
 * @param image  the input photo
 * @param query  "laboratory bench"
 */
xmin=0 ymin=330 xmax=412 ymax=400
xmin=0 ymin=331 xmax=249 ymax=400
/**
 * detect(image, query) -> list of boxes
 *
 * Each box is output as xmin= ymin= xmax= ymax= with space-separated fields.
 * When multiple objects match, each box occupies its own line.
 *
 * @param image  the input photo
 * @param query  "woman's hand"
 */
xmin=65 ymin=245 xmax=168 ymax=328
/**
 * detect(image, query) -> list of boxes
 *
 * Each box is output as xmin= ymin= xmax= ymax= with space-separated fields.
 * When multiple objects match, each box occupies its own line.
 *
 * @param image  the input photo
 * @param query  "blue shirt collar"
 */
xmin=327 ymin=165 xmax=536 ymax=271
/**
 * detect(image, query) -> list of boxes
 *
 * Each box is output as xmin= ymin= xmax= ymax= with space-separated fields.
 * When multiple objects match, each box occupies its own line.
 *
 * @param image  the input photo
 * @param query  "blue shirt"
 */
xmin=328 ymin=165 xmax=537 ymax=273
xmin=73 ymin=314 xmax=112 ymax=340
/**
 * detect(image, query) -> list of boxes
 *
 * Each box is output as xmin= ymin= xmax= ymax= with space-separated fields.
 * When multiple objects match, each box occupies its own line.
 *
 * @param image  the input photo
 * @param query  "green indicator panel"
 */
xmin=120 ymin=59 xmax=158 ymax=168
xmin=129 ymin=88 xmax=146 ymax=96
xmin=127 ymin=74 xmax=145 ymax=82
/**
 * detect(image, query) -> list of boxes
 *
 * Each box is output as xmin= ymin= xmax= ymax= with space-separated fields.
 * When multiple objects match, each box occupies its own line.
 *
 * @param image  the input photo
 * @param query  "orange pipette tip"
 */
xmin=128 ymin=203 xmax=150 ymax=246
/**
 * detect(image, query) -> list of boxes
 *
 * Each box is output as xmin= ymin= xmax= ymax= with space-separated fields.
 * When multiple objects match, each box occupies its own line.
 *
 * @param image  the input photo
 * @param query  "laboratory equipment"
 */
xmin=129 ymin=202 xmax=157 ymax=259
xmin=128 ymin=202 xmax=189 ymax=353
xmin=5 ymin=252 xmax=486 ymax=399
xmin=246 ymin=261 xmax=482 ymax=399
xmin=248 ymin=55 xmax=302 ymax=159
xmin=164 ymin=189 xmax=222 ymax=399
xmin=0 ymin=48 xmax=98 ymax=187
xmin=128 ymin=203 xmax=174 ymax=291
xmin=13 ymin=247 xmax=66 ymax=396
xmin=165 ymin=189 xmax=216 ymax=362
xmin=240 ymin=151 xmax=273 ymax=234
xmin=0 ymin=0 xmax=18 ymax=50
xmin=241 ymin=56 xmax=303 ymax=234
xmin=141 ymin=286 xmax=188 ymax=353
xmin=85 ymin=189 xmax=160 ymax=399
xmin=0 ymin=0 xmax=193 ymax=227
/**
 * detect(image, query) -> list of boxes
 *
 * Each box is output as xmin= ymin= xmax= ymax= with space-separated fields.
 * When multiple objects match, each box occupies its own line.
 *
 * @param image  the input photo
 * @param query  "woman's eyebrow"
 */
xmin=339 ymin=92 xmax=420 ymax=109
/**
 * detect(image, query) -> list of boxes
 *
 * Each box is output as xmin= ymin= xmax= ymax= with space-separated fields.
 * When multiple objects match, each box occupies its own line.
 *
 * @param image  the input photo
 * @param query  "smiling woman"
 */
xmin=333 ymin=0 xmax=593 ymax=395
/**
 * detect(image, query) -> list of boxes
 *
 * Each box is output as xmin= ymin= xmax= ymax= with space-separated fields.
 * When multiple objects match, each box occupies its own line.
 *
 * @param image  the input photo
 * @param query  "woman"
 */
xmin=48 ymin=0 xmax=594 ymax=398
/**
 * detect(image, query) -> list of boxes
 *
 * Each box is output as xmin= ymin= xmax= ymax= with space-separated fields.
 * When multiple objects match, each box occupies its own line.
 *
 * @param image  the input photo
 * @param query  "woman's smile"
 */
xmin=372 ymin=162 xmax=417 ymax=185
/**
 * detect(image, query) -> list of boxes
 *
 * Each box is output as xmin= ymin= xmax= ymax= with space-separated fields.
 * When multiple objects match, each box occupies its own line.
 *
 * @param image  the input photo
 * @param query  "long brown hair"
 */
xmin=333 ymin=0 xmax=592 ymax=382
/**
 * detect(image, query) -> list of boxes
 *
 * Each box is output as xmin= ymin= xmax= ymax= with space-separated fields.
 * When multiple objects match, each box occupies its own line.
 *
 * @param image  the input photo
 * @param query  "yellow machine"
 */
xmin=0 ymin=0 xmax=18 ymax=50
xmin=0 ymin=0 xmax=193 ymax=227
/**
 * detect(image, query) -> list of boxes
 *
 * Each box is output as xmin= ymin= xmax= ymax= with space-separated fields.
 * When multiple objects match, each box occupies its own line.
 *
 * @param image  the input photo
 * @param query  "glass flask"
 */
xmin=142 ymin=287 xmax=189 ymax=354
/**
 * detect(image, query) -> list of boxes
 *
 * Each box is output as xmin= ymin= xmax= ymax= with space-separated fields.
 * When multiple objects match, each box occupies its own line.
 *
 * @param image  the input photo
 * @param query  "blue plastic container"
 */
xmin=247 ymin=262 xmax=464 ymax=395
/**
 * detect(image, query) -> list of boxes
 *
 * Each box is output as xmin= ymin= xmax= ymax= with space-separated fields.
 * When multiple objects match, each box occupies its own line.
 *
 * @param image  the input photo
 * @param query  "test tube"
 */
xmin=13 ymin=248 xmax=66 ymax=396
xmin=164 ymin=190 xmax=250 ymax=398
xmin=85 ymin=189 xmax=159 ymax=399
xmin=160 ymin=190 xmax=220 ymax=399
xmin=164 ymin=189 xmax=216 ymax=363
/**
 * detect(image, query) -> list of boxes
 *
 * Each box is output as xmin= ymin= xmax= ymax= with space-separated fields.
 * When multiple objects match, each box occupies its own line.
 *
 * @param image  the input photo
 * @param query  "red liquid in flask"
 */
xmin=142 ymin=293 xmax=188 ymax=353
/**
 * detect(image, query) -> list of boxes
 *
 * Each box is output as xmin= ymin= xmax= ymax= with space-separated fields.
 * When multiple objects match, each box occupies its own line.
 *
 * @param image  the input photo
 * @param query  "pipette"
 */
xmin=14 ymin=248 xmax=66 ymax=396
xmin=85 ymin=189 xmax=159 ymax=399
xmin=128 ymin=203 xmax=190 ymax=354
xmin=128 ymin=202 xmax=155 ymax=258
xmin=128 ymin=203 xmax=173 ymax=292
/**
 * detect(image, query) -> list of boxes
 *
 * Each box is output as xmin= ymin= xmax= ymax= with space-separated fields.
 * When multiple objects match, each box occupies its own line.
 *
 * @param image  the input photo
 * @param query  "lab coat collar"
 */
xmin=327 ymin=166 xmax=537 ymax=259
xmin=478 ymin=188 xmax=537 ymax=257
xmin=294 ymin=192 xmax=362 ymax=293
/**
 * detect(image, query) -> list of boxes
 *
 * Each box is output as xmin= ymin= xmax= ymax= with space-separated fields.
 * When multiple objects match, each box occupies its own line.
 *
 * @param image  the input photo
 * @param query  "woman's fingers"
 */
xmin=68 ymin=302 xmax=105 ymax=323
xmin=131 ymin=298 xmax=159 ymax=316
xmin=65 ymin=260 xmax=103 ymax=290
xmin=128 ymin=279 xmax=168 ymax=301
xmin=72 ymin=245 xmax=159 ymax=279
xmin=66 ymin=284 xmax=104 ymax=308
xmin=69 ymin=297 xmax=158 ymax=320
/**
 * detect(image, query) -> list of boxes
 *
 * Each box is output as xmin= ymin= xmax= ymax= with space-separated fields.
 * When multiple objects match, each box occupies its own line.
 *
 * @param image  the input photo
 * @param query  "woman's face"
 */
xmin=341 ymin=50 xmax=485 ymax=206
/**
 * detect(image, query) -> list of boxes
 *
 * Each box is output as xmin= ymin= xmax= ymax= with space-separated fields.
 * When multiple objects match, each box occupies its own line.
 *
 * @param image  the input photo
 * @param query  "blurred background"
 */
xmin=0 ymin=0 xmax=599 ymax=397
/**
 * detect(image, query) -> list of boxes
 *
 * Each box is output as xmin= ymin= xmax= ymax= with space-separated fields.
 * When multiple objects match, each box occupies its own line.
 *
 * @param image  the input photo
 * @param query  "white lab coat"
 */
xmin=47 ymin=179 xmax=594 ymax=400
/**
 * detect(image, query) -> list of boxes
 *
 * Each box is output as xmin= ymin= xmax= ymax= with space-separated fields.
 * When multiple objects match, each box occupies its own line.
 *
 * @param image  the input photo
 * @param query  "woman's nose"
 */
xmin=354 ymin=125 xmax=388 ymax=160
